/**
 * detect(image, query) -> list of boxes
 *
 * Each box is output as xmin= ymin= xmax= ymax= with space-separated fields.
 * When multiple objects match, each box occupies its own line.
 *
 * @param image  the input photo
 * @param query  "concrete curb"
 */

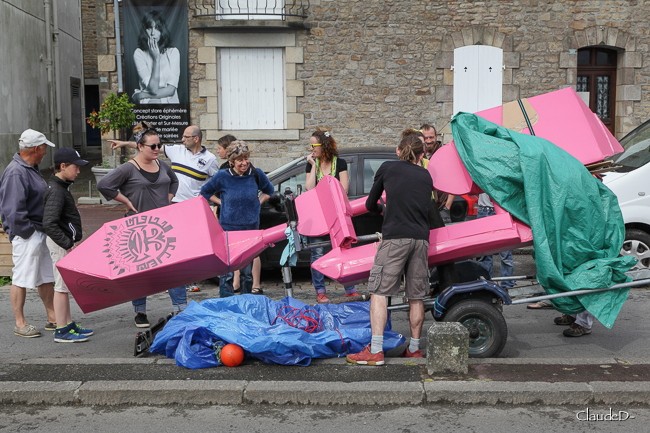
xmin=2 ymin=380 xmax=650 ymax=406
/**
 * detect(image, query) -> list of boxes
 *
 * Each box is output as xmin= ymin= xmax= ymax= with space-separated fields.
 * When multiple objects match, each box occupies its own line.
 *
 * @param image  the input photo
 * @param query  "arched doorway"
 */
xmin=576 ymin=47 xmax=617 ymax=135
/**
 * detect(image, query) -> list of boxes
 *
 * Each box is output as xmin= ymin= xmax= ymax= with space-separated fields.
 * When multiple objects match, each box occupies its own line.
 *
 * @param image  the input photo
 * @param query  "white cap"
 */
xmin=19 ymin=129 xmax=55 ymax=149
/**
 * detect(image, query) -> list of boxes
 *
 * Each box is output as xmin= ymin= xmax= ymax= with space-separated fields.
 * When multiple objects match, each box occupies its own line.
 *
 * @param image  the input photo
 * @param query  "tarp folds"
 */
xmin=150 ymin=295 xmax=405 ymax=368
xmin=451 ymin=113 xmax=636 ymax=328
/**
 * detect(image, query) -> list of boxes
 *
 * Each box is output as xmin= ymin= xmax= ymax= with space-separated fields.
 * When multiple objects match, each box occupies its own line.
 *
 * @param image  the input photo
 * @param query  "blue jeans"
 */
xmin=219 ymin=262 xmax=253 ymax=297
xmin=309 ymin=236 xmax=356 ymax=295
xmin=477 ymin=206 xmax=515 ymax=288
xmin=132 ymin=286 xmax=187 ymax=314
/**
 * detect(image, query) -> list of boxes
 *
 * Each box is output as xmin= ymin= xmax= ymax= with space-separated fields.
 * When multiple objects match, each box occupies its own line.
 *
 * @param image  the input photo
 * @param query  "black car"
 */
xmin=258 ymin=147 xmax=468 ymax=270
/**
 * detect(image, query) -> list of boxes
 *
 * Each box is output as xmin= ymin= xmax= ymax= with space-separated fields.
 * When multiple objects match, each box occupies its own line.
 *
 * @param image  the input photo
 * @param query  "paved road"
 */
xmin=2 ymin=404 xmax=647 ymax=433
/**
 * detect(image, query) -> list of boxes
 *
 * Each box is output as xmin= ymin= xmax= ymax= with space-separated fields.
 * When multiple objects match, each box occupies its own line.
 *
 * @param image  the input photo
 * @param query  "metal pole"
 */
xmin=114 ymin=0 xmax=123 ymax=92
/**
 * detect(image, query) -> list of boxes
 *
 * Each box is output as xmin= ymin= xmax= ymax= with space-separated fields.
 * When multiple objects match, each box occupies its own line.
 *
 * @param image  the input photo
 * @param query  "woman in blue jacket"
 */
xmin=200 ymin=141 xmax=274 ymax=297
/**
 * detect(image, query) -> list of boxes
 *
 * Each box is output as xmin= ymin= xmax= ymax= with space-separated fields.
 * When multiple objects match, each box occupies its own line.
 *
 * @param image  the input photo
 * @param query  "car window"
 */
xmin=362 ymin=157 xmax=393 ymax=194
xmin=275 ymin=167 xmax=307 ymax=196
xmin=614 ymin=121 xmax=650 ymax=170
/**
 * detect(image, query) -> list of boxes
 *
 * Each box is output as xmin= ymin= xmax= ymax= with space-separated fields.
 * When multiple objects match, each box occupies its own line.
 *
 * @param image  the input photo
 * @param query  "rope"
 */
xmin=272 ymin=305 xmax=349 ymax=354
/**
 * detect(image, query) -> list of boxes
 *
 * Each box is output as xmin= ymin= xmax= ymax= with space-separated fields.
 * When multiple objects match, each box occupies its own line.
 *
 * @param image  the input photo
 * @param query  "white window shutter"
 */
xmin=453 ymin=45 xmax=480 ymax=115
xmin=453 ymin=45 xmax=503 ymax=115
xmin=477 ymin=46 xmax=503 ymax=111
xmin=219 ymin=48 xmax=285 ymax=130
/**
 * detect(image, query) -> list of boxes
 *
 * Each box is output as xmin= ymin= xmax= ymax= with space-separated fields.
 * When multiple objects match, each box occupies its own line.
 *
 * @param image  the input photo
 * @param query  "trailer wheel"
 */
xmin=443 ymin=299 xmax=508 ymax=358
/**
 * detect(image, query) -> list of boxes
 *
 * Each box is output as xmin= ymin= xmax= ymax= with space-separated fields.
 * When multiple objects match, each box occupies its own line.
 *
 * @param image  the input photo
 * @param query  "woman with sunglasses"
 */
xmin=97 ymin=124 xmax=182 ymax=328
xmin=305 ymin=129 xmax=358 ymax=303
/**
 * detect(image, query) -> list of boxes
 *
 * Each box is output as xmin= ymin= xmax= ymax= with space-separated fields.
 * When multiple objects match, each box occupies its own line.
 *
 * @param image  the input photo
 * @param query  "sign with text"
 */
xmin=124 ymin=0 xmax=189 ymax=142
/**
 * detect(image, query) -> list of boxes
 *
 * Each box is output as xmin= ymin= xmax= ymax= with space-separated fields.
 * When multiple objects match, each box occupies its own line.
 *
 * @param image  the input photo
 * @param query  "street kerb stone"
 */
xmin=77 ymin=380 xmax=246 ymax=405
xmin=0 ymin=381 xmax=81 ymax=405
xmin=427 ymin=322 xmax=469 ymax=375
xmin=423 ymin=381 xmax=592 ymax=405
xmin=244 ymin=381 xmax=424 ymax=405
xmin=590 ymin=381 xmax=650 ymax=405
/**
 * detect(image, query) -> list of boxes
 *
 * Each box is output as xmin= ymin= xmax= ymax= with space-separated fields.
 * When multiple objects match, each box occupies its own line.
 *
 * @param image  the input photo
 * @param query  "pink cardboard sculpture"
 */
xmin=311 ymin=88 xmax=621 ymax=284
xmin=430 ymin=87 xmax=621 ymax=195
xmin=57 ymin=197 xmax=286 ymax=313
xmin=59 ymin=88 xmax=625 ymax=312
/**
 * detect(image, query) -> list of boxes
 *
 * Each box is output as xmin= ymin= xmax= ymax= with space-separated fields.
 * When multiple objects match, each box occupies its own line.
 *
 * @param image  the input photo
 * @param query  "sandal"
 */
xmin=251 ymin=288 xmax=264 ymax=295
xmin=527 ymin=300 xmax=553 ymax=310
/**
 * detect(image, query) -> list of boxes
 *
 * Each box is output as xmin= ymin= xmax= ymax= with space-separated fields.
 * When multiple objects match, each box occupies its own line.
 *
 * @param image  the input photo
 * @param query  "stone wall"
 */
xmin=81 ymin=0 xmax=98 ymax=79
xmin=94 ymin=0 xmax=650 ymax=171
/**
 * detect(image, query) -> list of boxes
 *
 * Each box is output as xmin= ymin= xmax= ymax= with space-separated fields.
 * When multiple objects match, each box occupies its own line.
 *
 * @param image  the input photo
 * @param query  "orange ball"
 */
xmin=220 ymin=343 xmax=245 ymax=367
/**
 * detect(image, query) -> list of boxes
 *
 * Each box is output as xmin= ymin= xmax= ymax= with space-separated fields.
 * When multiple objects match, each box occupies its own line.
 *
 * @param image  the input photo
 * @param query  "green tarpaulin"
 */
xmin=451 ymin=113 xmax=636 ymax=328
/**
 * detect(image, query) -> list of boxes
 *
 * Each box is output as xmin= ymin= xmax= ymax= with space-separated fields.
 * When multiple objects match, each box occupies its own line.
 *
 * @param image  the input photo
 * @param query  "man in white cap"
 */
xmin=0 ymin=129 xmax=56 ymax=338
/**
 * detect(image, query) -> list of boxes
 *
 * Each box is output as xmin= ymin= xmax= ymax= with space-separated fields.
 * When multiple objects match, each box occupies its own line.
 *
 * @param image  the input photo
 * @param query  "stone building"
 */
xmin=89 ymin=0 xmax=649 ymax=171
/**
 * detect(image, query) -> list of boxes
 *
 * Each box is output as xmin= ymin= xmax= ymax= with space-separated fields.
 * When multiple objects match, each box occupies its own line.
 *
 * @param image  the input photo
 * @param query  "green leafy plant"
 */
xmin=86 ymin=92 xmax=136 ymax=135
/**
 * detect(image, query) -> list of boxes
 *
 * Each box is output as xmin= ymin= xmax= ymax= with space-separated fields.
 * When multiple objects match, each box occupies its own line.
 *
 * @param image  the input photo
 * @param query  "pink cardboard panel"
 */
xmin=58 ymin=197 xmax=229 ymax=313
xmin=430 ymin=87 xmax=624 ymax=195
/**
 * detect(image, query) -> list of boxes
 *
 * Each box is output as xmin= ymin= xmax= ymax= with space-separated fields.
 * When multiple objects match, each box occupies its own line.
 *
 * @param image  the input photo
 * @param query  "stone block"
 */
xmin=426 ymin=322 xmax=469 ymax=375
xmin=97 ymin=55 xmax=115 ymax=72
xmin=558 ymin=52 xmax=576 ymax=69
xmin=286 ymin=46 xmax=304 ymax=64
xmin=621 ymin=52 xmax=642 ymax=68
xmin=437 ymin=51 xmax=454 ymax=69
xmin=197 ymin=47 xmax=216 ymax=64
xmin=198 ymin=80 xmax=217 ymax=97
xmin=200 ymin=113 xmax=219 ymax=129
xmin=286 ymin=80 xmax=304 ymax=97
xmin=617 ymin=85 xmax=641 ymax=101
xmin=287 ymin=113 xmax=305 ymax=130
xmin=435 ymin=85 xmax=453 ymax=102
xmin=504 ymin=52 xmax=521 ymax=69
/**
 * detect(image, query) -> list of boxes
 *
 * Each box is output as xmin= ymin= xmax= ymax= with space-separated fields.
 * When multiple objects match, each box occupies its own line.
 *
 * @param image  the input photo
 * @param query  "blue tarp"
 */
xmin=150 ymin=295 xmax=405 ymax=368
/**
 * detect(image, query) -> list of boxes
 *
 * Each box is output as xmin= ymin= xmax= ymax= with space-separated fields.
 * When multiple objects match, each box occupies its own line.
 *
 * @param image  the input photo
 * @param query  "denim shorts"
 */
xmin=367 ymin=238 xmax=429 ymax=300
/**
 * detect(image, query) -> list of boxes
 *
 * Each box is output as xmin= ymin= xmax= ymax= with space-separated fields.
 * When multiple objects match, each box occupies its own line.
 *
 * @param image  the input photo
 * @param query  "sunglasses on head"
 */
xmin=310 ymin=143 xmax=322 ymax=148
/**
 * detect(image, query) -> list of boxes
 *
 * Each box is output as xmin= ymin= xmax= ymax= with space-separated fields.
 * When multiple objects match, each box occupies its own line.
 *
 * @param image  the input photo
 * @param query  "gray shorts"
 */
xmin=367 ymin=238 xmax=429 ymax=300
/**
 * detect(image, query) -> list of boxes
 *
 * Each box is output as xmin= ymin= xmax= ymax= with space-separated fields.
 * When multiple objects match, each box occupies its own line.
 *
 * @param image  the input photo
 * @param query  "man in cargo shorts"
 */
xmin=0 ymin=129 xmax=56 ymax=338
xmin=346 ymin=134 xmax=434 ymax=365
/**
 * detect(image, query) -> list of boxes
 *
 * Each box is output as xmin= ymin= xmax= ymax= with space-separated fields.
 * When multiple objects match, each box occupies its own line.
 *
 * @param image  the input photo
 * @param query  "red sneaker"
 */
xmin=316 ymin=293 xmax=330 ymax=304
xmin=401 ymin=348 xmax=424 ymax=358
xmin=346 ymin=345 xmax=385 ymax=366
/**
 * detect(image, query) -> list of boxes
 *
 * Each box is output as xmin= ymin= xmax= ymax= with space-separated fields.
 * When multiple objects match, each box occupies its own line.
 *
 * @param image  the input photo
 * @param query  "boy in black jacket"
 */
xmin=43 ymin=148 xmax=94 ymax=343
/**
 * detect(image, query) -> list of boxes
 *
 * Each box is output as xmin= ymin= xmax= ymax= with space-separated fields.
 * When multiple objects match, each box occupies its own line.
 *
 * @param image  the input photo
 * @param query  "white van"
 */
xmin=603 ymin=119 xmax=650 ymax=270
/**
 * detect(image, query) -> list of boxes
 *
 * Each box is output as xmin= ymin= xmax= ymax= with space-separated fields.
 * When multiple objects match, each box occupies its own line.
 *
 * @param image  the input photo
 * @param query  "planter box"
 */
xmin=91 ymin=166 xmax=119 ymax=205
xmin=0 ymin=227 xmax=12 ymax=277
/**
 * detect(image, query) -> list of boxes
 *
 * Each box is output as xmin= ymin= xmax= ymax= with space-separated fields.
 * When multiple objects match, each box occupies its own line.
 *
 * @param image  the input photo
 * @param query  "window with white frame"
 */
xmin=218 ymin=47 xmax=285 ymax=130
xmin=216 ymin=0 xmax=284 ymax=20
xmin=453 ymin=45 xmax=503 ymax=115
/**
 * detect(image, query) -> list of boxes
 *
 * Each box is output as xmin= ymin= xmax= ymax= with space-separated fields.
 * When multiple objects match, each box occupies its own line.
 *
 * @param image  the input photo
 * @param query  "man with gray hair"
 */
xmin=0 ymin=129 xmax=57 ymax=338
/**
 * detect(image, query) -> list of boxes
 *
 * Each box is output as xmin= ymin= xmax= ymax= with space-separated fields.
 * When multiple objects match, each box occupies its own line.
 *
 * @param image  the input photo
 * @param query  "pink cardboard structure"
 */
xmin=58 ymin=197 xmax=286 ymax=313
xmin=430 ymin=87 xmax=622 ymax=195
xmin=60 ymin=88 xmax=625 ymax=312
xmin=311 ymin=88 xmax=621 ymax=284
